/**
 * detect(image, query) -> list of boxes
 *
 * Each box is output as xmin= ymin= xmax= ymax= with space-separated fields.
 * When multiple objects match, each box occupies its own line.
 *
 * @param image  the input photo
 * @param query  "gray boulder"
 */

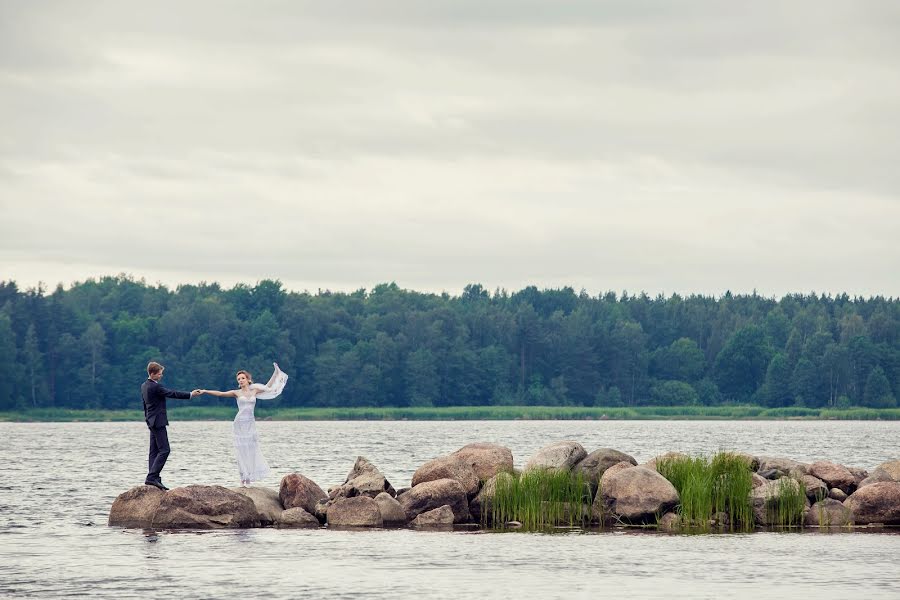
xmin=277 ymin=507 xmax=320 ymax=528
xmin=524 ymin=441 xmax=587 ymax=471
xmin=757 ymin=456 xmax=808 ymax=478
xmin=411 ymin=456 xmax=480 ymax=498
xmin=326 ymin=496 xmax=383 ymax=528
xmin=151 ymin=485 xmax=260 ymax=529
xmin=828 ymin=488 xmax=848 ymax=502
xmin=805 ymin=499 xmax=854 ymax=527
xmin=575 ymin=448 xmax=637 ymax=491
xmin=599 ymin=461 xmax=635 ymax=492
xmin=374 ymin=492 xmax=408 ymax=526
xmin=859 ymin=468 xmax=895 ymax=489
xmin=279 ymin=473 xmax=327 ymax=515
xmin=108 ymin=485 xmax=166 ymax=528
xmin=452 ymin=443 xmax=514 ymax=481
xmin=411 ymin=505 xmax=455 ymax=527
xmin=807 ymin=461 xmax=856 ymax=494
xmin=844 ymin=482 xmax=900 ymax=525
xmin=231 ymin=486 xmax=283 ymax=525
xmin=874 ymin=460 xmax=900 ymax=481
xmin=333 ymin=456 xmax=396 ymax=499
xmin=398 ymin=478 xmax=471 ymax=523
xmin=796 ymin=475 xmax=829 ymax=502
xmin=594 ymin=466 xmax=679 ymax=524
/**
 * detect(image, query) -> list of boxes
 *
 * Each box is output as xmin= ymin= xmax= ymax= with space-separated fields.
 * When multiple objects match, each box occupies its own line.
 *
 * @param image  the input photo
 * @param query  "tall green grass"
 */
xmin=764 ymin=478 xmax=807 ymax=528
xmin=657 ymin=452 xmax=754 ymax=532
xmin=486 ymin=468 xmax=592 ymax=530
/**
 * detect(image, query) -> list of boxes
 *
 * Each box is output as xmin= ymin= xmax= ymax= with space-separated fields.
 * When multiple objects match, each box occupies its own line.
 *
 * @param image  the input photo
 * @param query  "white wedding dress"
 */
xmin=233 ymin=363 xmax=288 ymax=483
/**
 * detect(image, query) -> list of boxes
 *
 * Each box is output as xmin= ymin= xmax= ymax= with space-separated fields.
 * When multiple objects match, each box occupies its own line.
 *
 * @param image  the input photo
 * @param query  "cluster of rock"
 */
xmin=108 ymin=441 xmax=900 ymax=531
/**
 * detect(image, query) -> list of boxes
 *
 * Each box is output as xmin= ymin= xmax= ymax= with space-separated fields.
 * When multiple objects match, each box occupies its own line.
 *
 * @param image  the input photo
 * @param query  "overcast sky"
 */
xmin=2 ymin=1 xmax=898 ymax=298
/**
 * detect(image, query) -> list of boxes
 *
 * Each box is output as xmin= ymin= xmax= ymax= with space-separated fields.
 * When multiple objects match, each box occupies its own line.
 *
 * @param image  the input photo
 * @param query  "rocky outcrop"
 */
xmin=844 ymin=482 xmax=900 ymax=525
xmin=411 ymin=505 xmax=455 ymax=527
xmin=331 ymin=457 xmax=396 ymax=499
xmin=108 ymin=485 xmax=166 ymax=528
xmin=805 ymin=499 xmax=853 ymax=527
xmin=452 ymin=443 xmax=514 ymax=481
xmin=326 ymin=496 xmax=383 ymax=528
xmin=757 ymin=456 xmax=808 ymax=479
xmin=575 ymin=448 xmax=637 ymax=491
xmin=277 ymin=507 xmax=320 ymax=528
xmin=231 ymin=486 xmax=283 ymax=525
xmin=594 ymin=466 xmax=679 ymax=524
xmin=524 ymin=441 xmax=587 ymax=471
xmin=279 ymin=473 xmax=327 ymax=515
xmin=375 ymin=492 xmax=408 ymax=526
xmin=807 ymin=461 xmax=856 ymax=494
xmin=398 ymin=478 xmax=471 ymax=523
xmin=411 ymin=456 xmax=480 ymax=498
xmin=151 ymin=485 xmax=260 ymax=529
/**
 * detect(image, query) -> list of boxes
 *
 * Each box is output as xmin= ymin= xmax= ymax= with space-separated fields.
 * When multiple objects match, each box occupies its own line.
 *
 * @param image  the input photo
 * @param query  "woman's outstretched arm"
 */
xmin=200 ymin=389 xmax=238 ymax=398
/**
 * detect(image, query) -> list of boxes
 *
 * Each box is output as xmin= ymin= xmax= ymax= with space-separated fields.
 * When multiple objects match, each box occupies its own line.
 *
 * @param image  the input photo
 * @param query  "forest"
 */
xmin=0 ymin=276 xmax=897 ymax=411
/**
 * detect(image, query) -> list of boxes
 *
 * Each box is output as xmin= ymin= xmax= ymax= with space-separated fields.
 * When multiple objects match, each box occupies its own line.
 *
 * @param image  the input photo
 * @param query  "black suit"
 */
xmin=141 ymin=378 xmax=191 ymax=482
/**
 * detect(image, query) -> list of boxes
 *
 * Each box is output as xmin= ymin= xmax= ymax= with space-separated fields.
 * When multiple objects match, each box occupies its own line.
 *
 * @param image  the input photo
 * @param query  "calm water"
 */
xmin=2 ymin=420 xmax=900 ymax=599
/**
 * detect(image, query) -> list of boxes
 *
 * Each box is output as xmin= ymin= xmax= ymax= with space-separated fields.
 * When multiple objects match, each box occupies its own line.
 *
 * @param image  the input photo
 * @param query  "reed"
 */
xmin=487 ymin=468 xmax=592 ymax=530
xmin=764 ymin=478 xmax=807 ymax=528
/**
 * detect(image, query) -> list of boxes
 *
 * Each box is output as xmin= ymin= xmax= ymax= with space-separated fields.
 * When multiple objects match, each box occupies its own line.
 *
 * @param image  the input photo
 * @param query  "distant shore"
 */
xmin=2 ymin=405 xmax=900 ymax=422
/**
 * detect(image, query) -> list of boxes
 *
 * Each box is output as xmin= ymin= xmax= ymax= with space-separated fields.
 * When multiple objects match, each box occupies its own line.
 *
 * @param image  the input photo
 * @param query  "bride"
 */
xmin=200 ymin=362 xmax=288 ymax=486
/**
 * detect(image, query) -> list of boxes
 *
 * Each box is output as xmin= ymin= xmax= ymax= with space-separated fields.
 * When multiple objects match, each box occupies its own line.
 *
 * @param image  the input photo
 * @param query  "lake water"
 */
xmin=2 ymin=420 xmax=899 ymax=599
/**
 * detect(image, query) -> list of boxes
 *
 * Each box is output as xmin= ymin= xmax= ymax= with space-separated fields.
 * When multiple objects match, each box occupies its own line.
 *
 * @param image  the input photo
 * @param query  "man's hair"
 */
xmin=147 ymin=362 xmax=164 ymax=376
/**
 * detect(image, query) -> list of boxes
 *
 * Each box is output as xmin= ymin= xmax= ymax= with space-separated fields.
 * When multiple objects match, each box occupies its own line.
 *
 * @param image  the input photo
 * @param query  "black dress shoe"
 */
xmin=145 ymin=479 xmax=169 ymax=491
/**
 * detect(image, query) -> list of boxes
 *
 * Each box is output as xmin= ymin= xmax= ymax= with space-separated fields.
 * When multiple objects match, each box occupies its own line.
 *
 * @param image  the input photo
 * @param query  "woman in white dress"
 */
xmin=200 ymin=362 xmax=288 ymax=486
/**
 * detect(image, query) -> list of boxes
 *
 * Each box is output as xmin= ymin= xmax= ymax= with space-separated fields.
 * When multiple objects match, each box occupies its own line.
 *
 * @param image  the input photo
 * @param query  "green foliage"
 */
xmin=488 ymin=468 xmax=591 ymax=530
xmin=864 ymin=366 xmax=897 ymax=408
xmin=714 ymin=326 xmax=773 ymax=402
xmin=765 ymin=478 xmax=807 ymax=528
xmin=650 ymin=380 xmax=699 ymax=406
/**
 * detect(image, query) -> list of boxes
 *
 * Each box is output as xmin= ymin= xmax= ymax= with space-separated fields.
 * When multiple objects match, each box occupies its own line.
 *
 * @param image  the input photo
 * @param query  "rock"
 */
xmin=452 ymin=443 xmax=514 ymax=481
xmin=844 ymin=482 xmax=900 ymax=525
xmin=757 ymin=456 xmax=808 ymax=478
xmin=279 ymin=473 xmax=327 ymax=515
xmin=848 ymin=466 xmax=869 ymax=487
xmin=395 ymin=487 xmax=411 ymax=498
xmin=398 ymin=478 xmax=471 ymax=523
xmin=750 ymin=479 xmax=804 ymax=526
xmin=277 ymin=507 xmax=320 ymax=528
xmin=524 ymin=441 xmax=587 ymax=471
xmin=594 ymin=466 xmax=679 ymax=524
xmin=151 ymin=485 xmax=260 ymax=529
xmin=874 ymin=460 xmax=900 ymax=481
xmin=805 ymin=499 xmax=853 ymax=527
xmin=796 ymin=475 xmax=829 ymax=502
xmin=751 ymin=472 xmax=768 ymax=489
xmin=732 ymin=453 xmax=760 ymax=471
xmin=374 ymin=492 xmax=408 ymax=526
xmin=108 ymin=485 xmax=166 ymax=528
xmin=657 ymin=512 xmax=681 ymax=532
xmin=411 ymin=456 xmax=480 ymax=498
xmin=575 ymin=448 xmax=637 ymax=491
xmin=828 ymin=488 xmax=848 ymax=502
xmin=859 ymin=468 xmax=895 ymax=489
xmin=326 ymin=496 xmax=383 ymax=528
xmin=758 ymin=469 xmax=779 ymax=480
xmin=231 ymin=487 xmax=283 ymax=525
xmin=335 ymin=456 xmax=396 ymax=498
xmin=411 ymin=505 xmax=455 ymax=527
xmin=807 ymin=461 xmax=856 ymax=494
xmin=642 ymin=452 xmax=689 ymax=472
xmin=599 ymin=461 xmax=635 ymax=492
xmin=470 ymin=471 xmax=515 ymax=522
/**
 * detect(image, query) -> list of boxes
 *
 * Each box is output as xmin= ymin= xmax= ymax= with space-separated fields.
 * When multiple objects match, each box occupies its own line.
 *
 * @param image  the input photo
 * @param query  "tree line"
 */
xmin=0 ymin=276 xmax=897 ymax=411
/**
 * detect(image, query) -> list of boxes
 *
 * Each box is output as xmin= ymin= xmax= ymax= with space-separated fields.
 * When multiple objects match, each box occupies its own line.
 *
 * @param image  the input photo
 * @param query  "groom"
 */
xmin=141 ymin=362 xmax=201 ymax=490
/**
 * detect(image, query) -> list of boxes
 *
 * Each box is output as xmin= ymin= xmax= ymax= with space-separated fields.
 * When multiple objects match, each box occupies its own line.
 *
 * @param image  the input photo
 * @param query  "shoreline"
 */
xmin=3 ymin=405 xmax=900 ymax=423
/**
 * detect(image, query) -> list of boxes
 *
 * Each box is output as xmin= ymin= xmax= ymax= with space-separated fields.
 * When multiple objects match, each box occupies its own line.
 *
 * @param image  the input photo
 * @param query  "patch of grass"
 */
xmin=487 ymin=468 xmax=592 ymax=530
xmin=657 ymin=452 xmax=754 ymax=532
xmin=765 ymin=478 xmax=807 ymax=528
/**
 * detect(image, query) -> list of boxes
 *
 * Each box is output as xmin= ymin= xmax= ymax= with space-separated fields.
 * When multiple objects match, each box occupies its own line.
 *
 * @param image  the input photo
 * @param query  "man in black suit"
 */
xmin=141 ymin=361 xmax=201 ymax=490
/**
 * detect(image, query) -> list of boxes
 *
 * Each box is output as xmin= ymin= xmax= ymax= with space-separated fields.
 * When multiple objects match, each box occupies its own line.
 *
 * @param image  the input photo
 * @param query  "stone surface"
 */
xmin=805 ymin=499 xmax=854 ymax=527
xmin=751 ymin=472 xmax=768 ymax=489
xmin=797 ymin=475 xmax=829 ymax=502
xmin=279 ymin=473 xmax=327 ymax=515
xmin=575 ymin=448 xmax=637 ymax=490
xmin=756 ymin=456 xmax=808 ymax=478
xmin=277 ymin=507 xmax=320 ymax=528
xmin=642 ymin=452 xmax=689 ymax=472
xmin=847 ymin=466 xmax=869 ymax=488
xmin=452 ymin=443 xmax=514 ymax=481
xmin=828 ymin=488 xmax=848 ymax=502
xmin=732 ymin=453 xmax=760 ymax=471
xmin=750 ymin=479 xmax=804 ymax=526
xmin=657 ymin=512 xmax=681 ymax=532
xmin=411 ymin=456 xmax=481 ymax=498
xmin=411 ymin=505 xmax=455 ymax=527
xmin=859 ymin=468 xmax=895 ymax=489
xmin=874 ymin=460 xmax=900 ymax=481
xmin=807 ymin=461 xmax=856 ymax=494
xmin=108 ymin=485 xmax=166 ymax=528
xmin=599 ymin=461 xmax=635 ymax=492
xmin=326 ymin=496 xmax=383 ymax=528
xmin=151 ymin=485 xmax=259 ymax=529
xmin=374 ymin=492 xmax=408 ymax=526
xmin=470 ymin=471 xmax=515 ymax=522
xmin=398 ymin=478 xmax=471 ymax=523
xmin=230 ymin=486 xmax=283 ymax=525
xmin=524 ymin=441 xmax=587 ymax=471
xmin=336 ymin=456 xmax=396 ymax=498
xmin=594 ymin=466 xmax=679 ymax=524
xmin=843 ymin=482 xmax=900 ymax=525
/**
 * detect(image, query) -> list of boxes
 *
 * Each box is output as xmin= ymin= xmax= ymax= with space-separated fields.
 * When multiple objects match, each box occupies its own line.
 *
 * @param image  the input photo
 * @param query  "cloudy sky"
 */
xmin=2 ymin=1 xmax=898 ymax=297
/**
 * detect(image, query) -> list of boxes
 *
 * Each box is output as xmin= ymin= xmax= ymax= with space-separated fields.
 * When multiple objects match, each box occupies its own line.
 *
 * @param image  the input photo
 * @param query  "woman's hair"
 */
xmin=236 ymin=370 xmax=253 ymax=384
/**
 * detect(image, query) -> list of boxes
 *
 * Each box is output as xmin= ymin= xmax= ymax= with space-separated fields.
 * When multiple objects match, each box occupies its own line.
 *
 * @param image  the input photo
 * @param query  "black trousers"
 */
xmin=147 ymin=426 xmax=170 ymax=481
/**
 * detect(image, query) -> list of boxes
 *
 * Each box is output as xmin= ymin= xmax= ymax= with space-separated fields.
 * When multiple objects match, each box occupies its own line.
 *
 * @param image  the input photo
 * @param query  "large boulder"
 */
xmin=411 ymin=456 xmax=480 ymax=498
xmin=796 ymin=475 xmax=829 ymax=502
xmin=843 ymin=482 xmax=900 ymax=525
xmin=594 ymin=466 xmax=679 ymax=524
xmin=575 ymin=448 xmax=637 ymax=491
xmin=874 ymin=460 xmax=900 ymax=481
xmin=847 ymin=466 xmax=869 ymax=488
xmin=452 ymin=443 xmax=514 ymax=481
xmin=411 ymin=505 xmax=455 ymax=527
xmin=642 ymin=452 xmax=689 ymax=472
xmin=398 ymin=478 xmax=471 ymax=523
xmin=828 ymin=488 xmax=848 ymax=502
xmin=151 ymin=485 xmax=260 ymax=529
xmin=599 ymin=461 xmax=635 ymax=491
xmin=374 ymin=492 xmax=408 ymax=526
xmin=326 ymin=496 xmax=383 ymax=528
xmin=805 ymin=499 xmax=854 ymax=527
xmin=277 ymin=507 xmax=320 ymax=528
xmin=524 ymin=441 xmax=587 ymax=471
xmin=231 ymin=487 xmax=283 ymax=525
xmin=333 ymin=456 xmax=396 ymax=499
xmin=750 ymin=479 xmax=805 ymax=526
xmin=757 ymin=456 xmax=808 ymax=479
xmin=859 ymin=468 xmax=895 ymax=489
xmin=807 ymin=461 xmax=856 ymax=494
xmin=751 ymin=472 xmax=768 ymax=489
xmin=279 ymin=473 xmax=327 ymax=515
xmin=108 ymin=485 xmax=166 ymax=528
